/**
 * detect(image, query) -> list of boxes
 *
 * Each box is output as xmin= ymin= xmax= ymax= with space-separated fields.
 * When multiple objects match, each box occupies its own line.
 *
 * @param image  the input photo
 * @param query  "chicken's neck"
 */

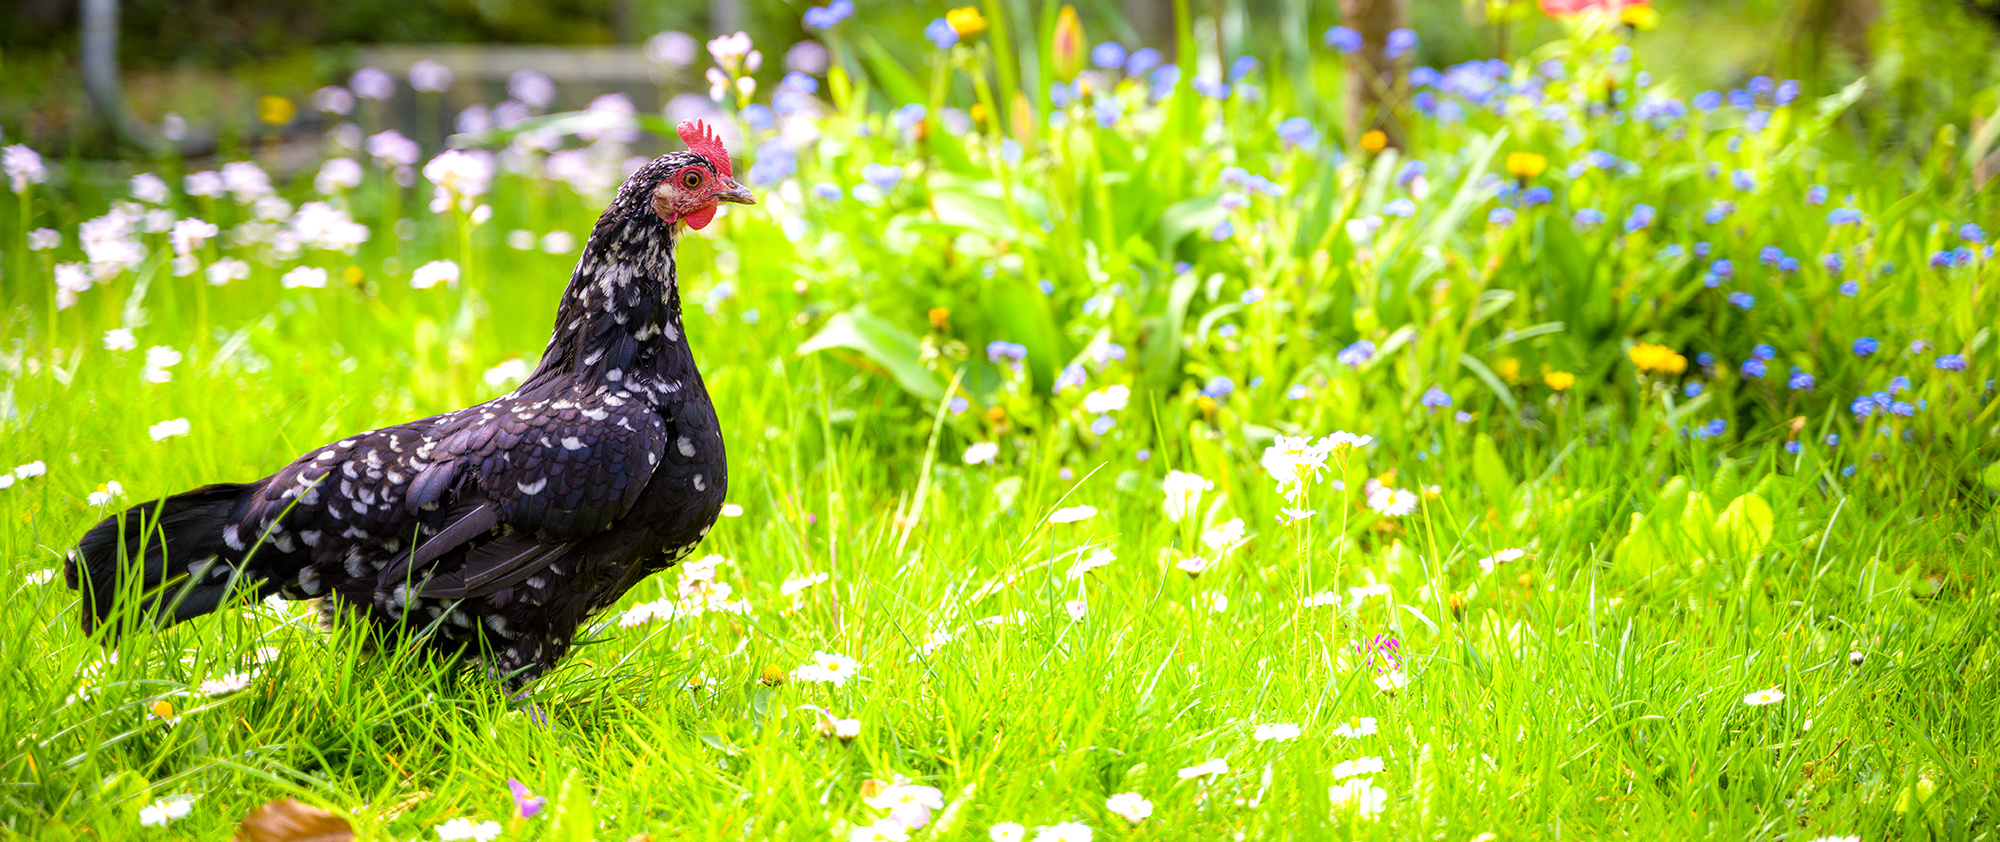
xmin=525 ymin=213 xmax=702 ymax=407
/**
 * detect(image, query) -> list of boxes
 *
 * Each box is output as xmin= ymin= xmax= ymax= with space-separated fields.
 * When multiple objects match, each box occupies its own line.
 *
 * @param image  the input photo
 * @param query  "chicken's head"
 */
xmin=650 ymin=120 xmax=755 ymax=230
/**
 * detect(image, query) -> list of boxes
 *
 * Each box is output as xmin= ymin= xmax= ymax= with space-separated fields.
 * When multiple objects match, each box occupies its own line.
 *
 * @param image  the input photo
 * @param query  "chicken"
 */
xmin=67 ymin=120 xmax=754 ymax=689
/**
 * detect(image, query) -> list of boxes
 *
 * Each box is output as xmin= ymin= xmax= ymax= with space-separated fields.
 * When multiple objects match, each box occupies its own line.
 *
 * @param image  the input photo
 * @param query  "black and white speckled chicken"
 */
xmin=68 ymin=121 xmax=754 ymax=689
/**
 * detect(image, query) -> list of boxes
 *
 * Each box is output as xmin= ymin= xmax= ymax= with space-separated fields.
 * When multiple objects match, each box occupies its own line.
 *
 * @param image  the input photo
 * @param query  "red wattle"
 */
xmin=683 ymin=207 xmax=717 ymax=230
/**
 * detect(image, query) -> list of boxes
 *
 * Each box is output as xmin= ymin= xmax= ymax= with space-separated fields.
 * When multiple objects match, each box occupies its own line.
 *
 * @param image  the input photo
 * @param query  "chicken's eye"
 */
xmin=682 ymin=171 xmax=702 ymax=189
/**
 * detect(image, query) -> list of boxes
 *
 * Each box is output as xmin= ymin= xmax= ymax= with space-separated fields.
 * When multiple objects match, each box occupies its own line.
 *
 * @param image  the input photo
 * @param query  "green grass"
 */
xmin=4 ymin=6 xmax=2000 ymax=840
xmin=3 ymin=233 xmax=1996 ymax=840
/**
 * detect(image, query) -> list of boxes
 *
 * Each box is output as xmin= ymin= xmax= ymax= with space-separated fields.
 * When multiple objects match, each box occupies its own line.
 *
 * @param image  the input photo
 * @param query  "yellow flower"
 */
xmin=257 ymin=95 xmax=296 ymax=126
xmin=1506 ymin=152 xmax=1547 ymax=179
xmin=1621 ymin=5 xmax=1660 ymax=29
xmin=928 ymin=307 xmax=951 ymax=331
xmin=1052 ymin=6 xmax=1087 ymax=80
xmin=759 ymin=665 xmax=787 ymax=685
xmin=1495 ymin=357 xmax=1521 ymax=383
xmin=1360 ymin=130 xmax=1388 ymax=153
xmin=1543 ymin=370 xmax=1576 ymax=391
xmin=946 ymin=6 xmax=988 ymax=36
xmin=1628 ymin=343 xmax=1689 ymax=374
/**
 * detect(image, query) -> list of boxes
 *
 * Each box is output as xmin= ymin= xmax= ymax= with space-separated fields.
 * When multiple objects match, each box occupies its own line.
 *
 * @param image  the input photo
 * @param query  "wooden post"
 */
xmin=1339 ymin=0 xmax=1408 ymax=150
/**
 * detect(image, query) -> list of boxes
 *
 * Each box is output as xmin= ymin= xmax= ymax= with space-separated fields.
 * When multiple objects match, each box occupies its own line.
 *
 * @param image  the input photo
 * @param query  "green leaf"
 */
xmin=1677 ymin=490 xmax=1717 ymax=551
xmin=855 ymin=36 xmax=929 ymax=108
xmin=1710 ymin=493 xmax=1775 ymax=557
xmin=798 ymin=306 xmax=943 ymax=403
xmin=549 ymin=768 xmax=595 ymax=842
xmin=981 ymin=277 xmax=1064 ymax=388
xmin=928 ymin=187 xmax=1020 ymax=241
xmin=1458 ymin=354 xmax=1518 ymax=413
xmin=1416 ymin=130 xmax=1506 ymax=250
xmin=1159 ymin=194 xmax=1230 ymax=250
xmin=1142 ymin=270 xmax=1203 ymax=388
xmin=1612 ymin=513 xmax=1672 ymax=576
xmin=97 ymin=771 xmax=150 ymax=822
xmin=1472 ymin=433 xmax=1515 ymax=505
xmin=1479 ymin=321 xmax=1567 ymax=354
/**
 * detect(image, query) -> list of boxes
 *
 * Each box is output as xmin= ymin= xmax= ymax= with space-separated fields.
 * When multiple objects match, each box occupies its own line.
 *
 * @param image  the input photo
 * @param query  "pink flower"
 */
xmin=509 ymin=779 xmax=545 ymax=818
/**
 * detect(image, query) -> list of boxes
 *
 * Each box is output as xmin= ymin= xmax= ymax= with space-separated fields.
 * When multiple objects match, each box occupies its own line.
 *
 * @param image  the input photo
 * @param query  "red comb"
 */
xmin=676 ymin=120 xmax=732 ymax=178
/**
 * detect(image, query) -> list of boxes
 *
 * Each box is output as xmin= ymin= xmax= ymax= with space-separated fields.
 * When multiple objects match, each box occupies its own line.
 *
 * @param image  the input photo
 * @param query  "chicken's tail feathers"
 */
xmin=68 ymin=481 xmax=270 ymax=636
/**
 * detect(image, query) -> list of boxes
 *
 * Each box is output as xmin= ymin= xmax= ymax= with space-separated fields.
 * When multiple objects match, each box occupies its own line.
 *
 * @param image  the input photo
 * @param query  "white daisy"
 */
xmin=793 ymin=651 xmax=861 ymax=687
xmin=1177 ymin=758 xmax=1229 ymax=780
xmin=1366 ymin=486 xmax=1418 ymax=517
xmin=434 ymin=817 xmax=502 ymax=841
xmin=1033 ymin=822 xmax=1093 ymax=842
xmin=1104 ymin=792 xmax=1152 ymax=823
xmin=1065 ymin=548 xmax=1114 ymax=579
xmin=137 ymin=794 xmax=196 ymax=826
xmin=199 ymin=671 xmax=254 ymax=696
xmin=1048 ymin=505 xmax=1098 ymax=524
xmin=988 ymin=822 xmax=1027 ymax=842
xmin=781 ymin=572 xmax=830 ymax=596
xmin=1743 ymin=687 xmax=1785 ymax=706
xmin=1328 ymin=778 xmax=1387 ymax=816
xmin=1253 ymin=723 xmax=1302 ymax=742
xmin=1162 ymin=470 xmax=1210 ymax=523
xmin=1475 ymin=548 xmax=1526 ymax=574
xmin=149 ymin=418 xmax=192 ymax=441
xmin=1329 ymin=717 xmax=1378 ymax=738
xmin=1330 ymin=756 xmax=1385 ymax=779
xmin=1201 ymin=518 xmax=1247 ymax=552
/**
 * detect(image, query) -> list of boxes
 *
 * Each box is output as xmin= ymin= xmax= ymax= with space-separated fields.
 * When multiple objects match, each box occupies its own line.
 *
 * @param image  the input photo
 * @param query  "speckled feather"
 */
xmin=69 ymin=148 xmax=733 ymax=688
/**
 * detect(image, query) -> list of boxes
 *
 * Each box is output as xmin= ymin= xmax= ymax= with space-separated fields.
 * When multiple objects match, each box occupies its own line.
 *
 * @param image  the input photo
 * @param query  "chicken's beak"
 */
xmin=713 ymin=179 xmax=757 ymax=206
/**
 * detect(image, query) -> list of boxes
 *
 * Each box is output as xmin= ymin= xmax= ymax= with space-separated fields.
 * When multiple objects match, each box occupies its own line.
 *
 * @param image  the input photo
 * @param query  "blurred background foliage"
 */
xmin=4 ymin=0 xmax=1999 ymax=160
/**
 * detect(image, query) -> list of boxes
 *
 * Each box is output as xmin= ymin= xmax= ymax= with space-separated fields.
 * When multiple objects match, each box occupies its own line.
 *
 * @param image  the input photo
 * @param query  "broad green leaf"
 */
xmin=1159 ymin=194 xmax=1229 ymax=250
xmin=1678 ymin=490 xmax=1716 ymax=550
xmin=1711 ymin=493 xmax=1775 ymax=557
xmin=855 ymin=35 xmax=929 ymax=107
xmin=1472 ymin=433 xmax=1515 ymax=505
xmin=982 ymin=277 xmax=1064 ymax=387
xmin=1142 ymin=270 xmax=1203 ymax=387
xmin=1613 ymin=513 xmax=1671 ymax=574
xmin=798 ymin=306 xmax=943 ymax=403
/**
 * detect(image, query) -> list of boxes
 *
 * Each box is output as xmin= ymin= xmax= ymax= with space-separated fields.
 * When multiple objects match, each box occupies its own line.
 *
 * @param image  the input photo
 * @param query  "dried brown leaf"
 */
xmin=234 ymin=798 xmax=355 ymax=842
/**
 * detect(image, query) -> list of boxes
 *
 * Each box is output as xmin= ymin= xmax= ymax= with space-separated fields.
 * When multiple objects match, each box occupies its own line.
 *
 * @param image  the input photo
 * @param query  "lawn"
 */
xmin=2 ymin=4 xmax=1997 ymax=840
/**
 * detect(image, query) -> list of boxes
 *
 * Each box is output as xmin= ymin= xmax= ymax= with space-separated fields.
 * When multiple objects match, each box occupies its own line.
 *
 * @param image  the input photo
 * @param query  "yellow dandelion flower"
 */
xmin=946 ymin=7 xmax=988 ymax=36
xmin=1622 ymin=5 xmax=1660 ymax=29
xmin=1628 ymin=343 xmax=1688 ymax=374
xmin=1506 ymin=152 xmax=1547 ymax=179
xmin=1544 ymin=370 xmax=1576 ymax=391
xmin=1495 ymin=357 xmax=1522 ymax=383
xmin=257 ymin=95 xmax=296 ymax=126
xmin=1359 ymin=130 xmax=1388 ymax=153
